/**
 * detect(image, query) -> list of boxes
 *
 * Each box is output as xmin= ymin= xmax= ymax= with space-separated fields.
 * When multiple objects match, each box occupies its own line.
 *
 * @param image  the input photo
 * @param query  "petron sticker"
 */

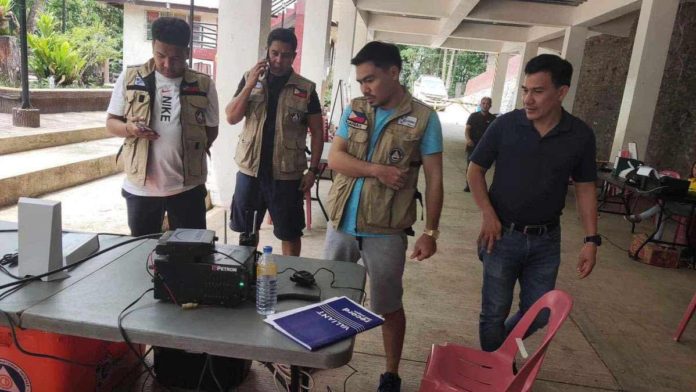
xmin=397 ymin=115 xmax=417 ymax=128
xmin=195 ymin=110 xmax=206 ymax=124
xmin=389 ymin=147 xmax=405 ymax=164
xmin=347 ymin=111 xmax=368 ymax=130
xmin=0 ymin=359 xmax=31 ymax=392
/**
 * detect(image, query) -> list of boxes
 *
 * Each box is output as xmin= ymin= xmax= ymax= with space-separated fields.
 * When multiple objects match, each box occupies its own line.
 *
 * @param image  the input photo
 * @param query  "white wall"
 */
xmin=122 ymin=4 xmax=218 ymax=68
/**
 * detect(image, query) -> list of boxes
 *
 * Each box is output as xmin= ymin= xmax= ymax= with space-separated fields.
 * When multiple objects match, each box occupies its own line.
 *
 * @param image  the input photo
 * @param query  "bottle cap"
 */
xmin=263 ymin=246 xmax=273 ymax=254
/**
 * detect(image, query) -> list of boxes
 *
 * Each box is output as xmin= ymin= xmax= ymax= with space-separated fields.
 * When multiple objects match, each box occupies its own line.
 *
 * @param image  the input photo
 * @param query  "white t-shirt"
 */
xmin=107 ymin=70 xmax=219 ymax=197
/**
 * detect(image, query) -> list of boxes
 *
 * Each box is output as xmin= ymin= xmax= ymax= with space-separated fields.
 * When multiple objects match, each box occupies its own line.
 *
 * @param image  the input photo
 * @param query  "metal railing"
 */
xmin=192 ymin=22 xmax=217 ymax=49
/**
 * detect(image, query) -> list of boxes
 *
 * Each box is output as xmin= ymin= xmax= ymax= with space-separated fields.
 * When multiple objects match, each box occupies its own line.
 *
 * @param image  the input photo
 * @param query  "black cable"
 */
xmin=313 ymin=267 xmax=367 ymax=304
xmin=1 ymin=252 xmax=18 ymax=266
xmin=600 ymin=234 xmax=629 ymax=253
xmin=141 ymin=370 xmax=151 ymax=392
xmin=1 ymin=310 xmax=99 ymax=367
xmin=146 ymin=250 xmax=155 ymax=278
xmin=0 ymin=232 xmax=162 ymax=291
xmin=118 ymin=288 xmax=172 ymax=392
xmin=0 ymin=230 xmax=18 ymax=233
xmin=206 ymin=354 xmax=224 ymax=392
xmin=0 ymin=264 xmax=22 ymax=280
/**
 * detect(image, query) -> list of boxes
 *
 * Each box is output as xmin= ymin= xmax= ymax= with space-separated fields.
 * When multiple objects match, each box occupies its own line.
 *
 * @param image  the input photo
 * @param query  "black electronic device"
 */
xmin=659 ymin=176 xmax=690 ymax=197
xmin=153 ymin=230 xmax=255 ymax=307
xmin=290 ymin=270 xmax=316 ymax=287
xmin=155 ymin=228 xmax=216 ymax=261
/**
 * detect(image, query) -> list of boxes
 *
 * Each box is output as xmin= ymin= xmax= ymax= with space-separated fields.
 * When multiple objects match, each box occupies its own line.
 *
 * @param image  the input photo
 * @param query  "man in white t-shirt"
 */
xmin=106 ymin=17 xmax=219 ymax=236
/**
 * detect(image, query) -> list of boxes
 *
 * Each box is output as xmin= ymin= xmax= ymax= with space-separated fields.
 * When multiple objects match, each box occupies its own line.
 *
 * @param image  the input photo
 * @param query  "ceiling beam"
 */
xmin=464 ymin=0 xmax=574 ymax=27
xmin=451 ymin=22 xmax=529 ymax=43
xmin=527 ymin=26 xmax=565 ymax=43
xmin=368 ymin=14 xmax=440 ymax=35
xmin=588 ymin=10 xmax=637 ymax=37
xmin=440 ymin=37 xmax=503 ymax=53
xmin=430 ymin=0 xmax=479 ymax=47
xmin=373 ymin=31 xmax=433 ymax=47
xmin=355 ymin=0 xmax=450 ymax=19
xmin=571 ymin=0 xmax=641 ymax=27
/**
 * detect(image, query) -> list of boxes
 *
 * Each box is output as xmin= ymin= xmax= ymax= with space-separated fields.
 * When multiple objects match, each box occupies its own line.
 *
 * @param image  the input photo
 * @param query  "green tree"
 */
xmin=67 ymin=22 xmax=120 ymax=83
xmin=27 ymin=13 xmax=85 ymax=85
xmin=0 ymin=0 xmax=14 ymax=35
xmin=398 ymin=44 xmax=487 ymax=97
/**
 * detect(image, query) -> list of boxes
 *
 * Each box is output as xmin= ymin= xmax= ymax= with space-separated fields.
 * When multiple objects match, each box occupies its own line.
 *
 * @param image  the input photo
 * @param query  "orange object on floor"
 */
xmin=629 ymin=233 xmax=680 ymax=268
xmin=0 ymin=326 xmax=142 ymax=392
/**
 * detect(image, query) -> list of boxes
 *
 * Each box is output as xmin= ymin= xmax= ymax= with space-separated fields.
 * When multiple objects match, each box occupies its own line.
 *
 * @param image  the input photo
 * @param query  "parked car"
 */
xmin=413 ymin=75 xmax=449 ymax=111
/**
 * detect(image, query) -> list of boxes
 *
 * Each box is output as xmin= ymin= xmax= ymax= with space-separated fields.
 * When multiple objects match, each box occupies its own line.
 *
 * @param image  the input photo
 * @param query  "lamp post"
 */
xmin=12 ymin=0 xmax=40 ymax=127
xmin=188 ymin=0 xmax=194 ymax=67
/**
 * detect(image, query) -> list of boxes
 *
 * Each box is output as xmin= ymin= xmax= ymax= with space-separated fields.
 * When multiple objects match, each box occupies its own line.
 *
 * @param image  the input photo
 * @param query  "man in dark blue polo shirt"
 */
xmin=468 ymin=54 xmax=599 ymax=352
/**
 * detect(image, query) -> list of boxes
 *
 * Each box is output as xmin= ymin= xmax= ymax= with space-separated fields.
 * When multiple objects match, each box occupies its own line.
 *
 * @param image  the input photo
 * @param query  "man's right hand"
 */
xmin=244 ymin=59 xmax=269 ymax=90
xmin=374 ymin=165 xmax=409 ymax=190
xmin=478 ymin=211 xmax=502 ymax=254
xmin=126 ymin=116 xmax=159 ymax=140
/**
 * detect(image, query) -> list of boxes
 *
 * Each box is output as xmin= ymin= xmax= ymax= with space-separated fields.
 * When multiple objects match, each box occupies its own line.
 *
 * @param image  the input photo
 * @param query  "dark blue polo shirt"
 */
xmin=470 ymin=108 xmax=596 ymax=225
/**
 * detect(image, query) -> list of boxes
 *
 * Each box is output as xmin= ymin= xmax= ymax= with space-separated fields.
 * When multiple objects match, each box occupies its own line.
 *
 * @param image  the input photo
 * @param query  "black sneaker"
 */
xmin=464 ymin=186 xmax=470 ymax=192
xmin=378 ymin=372 xmax=401 ymax=392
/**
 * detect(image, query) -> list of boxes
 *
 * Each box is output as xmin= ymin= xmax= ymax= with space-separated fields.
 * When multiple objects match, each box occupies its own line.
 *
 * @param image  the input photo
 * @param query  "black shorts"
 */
xmin=229 ymin=172 xmax=305 ymax=241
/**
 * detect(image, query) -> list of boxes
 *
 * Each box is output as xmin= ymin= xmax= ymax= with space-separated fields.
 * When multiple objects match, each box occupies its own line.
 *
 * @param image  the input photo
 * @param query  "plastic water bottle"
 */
xmin=256 ymin=246 xmax=277 ymax=315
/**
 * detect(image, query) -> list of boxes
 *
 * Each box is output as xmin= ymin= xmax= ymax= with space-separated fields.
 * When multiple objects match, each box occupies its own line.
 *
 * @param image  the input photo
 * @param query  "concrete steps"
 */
xmin=0 ymin=111 xmax=109 ymax=155
xmin=0 ymin=138 xmax=122 ymax=207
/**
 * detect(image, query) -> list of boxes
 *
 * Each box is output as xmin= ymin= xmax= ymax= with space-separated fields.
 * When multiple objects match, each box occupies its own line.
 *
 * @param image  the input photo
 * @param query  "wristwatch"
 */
xmin=423 ymin=229 xmax=440 ymax=240
xmin=584 ymin=235 xmax=602 ymax=246
xmin=304 ymin=166 xmax=320 ymax=176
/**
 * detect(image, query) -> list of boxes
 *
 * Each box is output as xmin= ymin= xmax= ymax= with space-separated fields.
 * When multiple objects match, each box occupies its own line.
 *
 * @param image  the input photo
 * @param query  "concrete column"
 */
xmin=561 ymin=26 xmax=587 ymax=113
xmin=209 ymin=1 xmax=271 ymax=206
xmin=514 ymin=42 xmax=539 ymax=109
xmin=349 ymin=13 xmax=368 ymax=100
xmin=330 ymin=0 xmax=357 ymax=124
xmin=610 ymin=0 xmax=679 ymax=161
xmin=490 ymin=53 xmax=509 ymax=114
xmin=300 ymin=0 xmax=333 ymax=95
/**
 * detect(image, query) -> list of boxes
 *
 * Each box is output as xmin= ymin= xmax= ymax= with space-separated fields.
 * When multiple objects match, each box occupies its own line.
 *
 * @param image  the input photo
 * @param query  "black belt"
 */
xmin=502 ymin=221 xmax=558 ymax=236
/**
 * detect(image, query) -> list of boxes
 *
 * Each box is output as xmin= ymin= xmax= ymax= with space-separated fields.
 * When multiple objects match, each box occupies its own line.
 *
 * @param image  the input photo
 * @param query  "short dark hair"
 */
xmin=524 ymin=54 xmax=573 ymax=88
xmin=351 ymin=41 xmax=402 ymax=71
xmin=267 ymin=28 xmax=298 ymax=52
xmin=152 ymin=17 xmax=191 ymax=48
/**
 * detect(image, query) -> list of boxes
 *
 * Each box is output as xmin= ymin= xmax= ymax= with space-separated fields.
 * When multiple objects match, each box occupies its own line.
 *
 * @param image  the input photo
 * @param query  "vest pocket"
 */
xmin=390 ymin=187 xmax=417 ymax=229
xmin=184 ymin=96 xmax=209 ymax=125
xmin=185 ymin=138 xmax=206 ymax=177
xmin=364 ymin=179 xmax=396 ymax=229
xmin=279 ymin=137 xmax=305 ymax=173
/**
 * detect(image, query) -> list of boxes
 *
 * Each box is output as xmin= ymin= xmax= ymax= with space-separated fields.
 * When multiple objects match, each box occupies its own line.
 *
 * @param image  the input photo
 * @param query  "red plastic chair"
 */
xmin=674 ymin=292 xmax=696 ymax=342
xmin=418 ymin=290 xmax=573 ymax=392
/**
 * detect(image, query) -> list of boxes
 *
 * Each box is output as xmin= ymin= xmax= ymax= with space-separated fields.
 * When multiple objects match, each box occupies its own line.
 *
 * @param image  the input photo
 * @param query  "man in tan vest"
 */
xmin=106 ymin=17 xmax=219 ymax=236
xmin=324 ymin=41 xmax=444 ymax=392
xmin=225 ymin=28 xmax=324 ymax=256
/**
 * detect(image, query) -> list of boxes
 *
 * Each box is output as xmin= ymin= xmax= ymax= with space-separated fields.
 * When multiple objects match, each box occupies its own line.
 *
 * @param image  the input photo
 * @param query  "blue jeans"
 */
xmin=478 ymin=226 xmax=561 ymax=352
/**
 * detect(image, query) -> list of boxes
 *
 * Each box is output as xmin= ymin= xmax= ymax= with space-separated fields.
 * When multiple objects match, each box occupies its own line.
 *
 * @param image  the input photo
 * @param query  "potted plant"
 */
xmin=0 ymin=0 xmax=14 ymax=36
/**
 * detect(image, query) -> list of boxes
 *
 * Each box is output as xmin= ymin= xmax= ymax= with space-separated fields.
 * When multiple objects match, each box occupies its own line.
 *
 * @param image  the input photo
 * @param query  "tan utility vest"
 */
xmin=327 ymin=91 xmax=434 ymax=234
xmin=116 ymin=59 xmax=211 ymax=187
xmin=234 ymin=71 xmax=316 ymax=180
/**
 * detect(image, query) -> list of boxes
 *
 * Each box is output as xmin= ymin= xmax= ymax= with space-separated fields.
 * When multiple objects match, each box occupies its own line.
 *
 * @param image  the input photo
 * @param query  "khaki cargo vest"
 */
xmin=116 ymin=59 xmax=211 ymax=187
xmin=234 ymin=71 xmax=316 ymax=180
xmin=327 ymin=91 xmax=434 ymax=234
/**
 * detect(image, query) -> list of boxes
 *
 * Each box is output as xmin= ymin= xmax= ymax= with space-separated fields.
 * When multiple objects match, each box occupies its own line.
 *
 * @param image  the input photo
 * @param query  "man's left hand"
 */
xmin=577 ymin=243 xmax=597 ymax=279
xmin=299 ymin=172 xmax=316 ymax=193
xmin=410 ymin=234 xmax=437 ymax=261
